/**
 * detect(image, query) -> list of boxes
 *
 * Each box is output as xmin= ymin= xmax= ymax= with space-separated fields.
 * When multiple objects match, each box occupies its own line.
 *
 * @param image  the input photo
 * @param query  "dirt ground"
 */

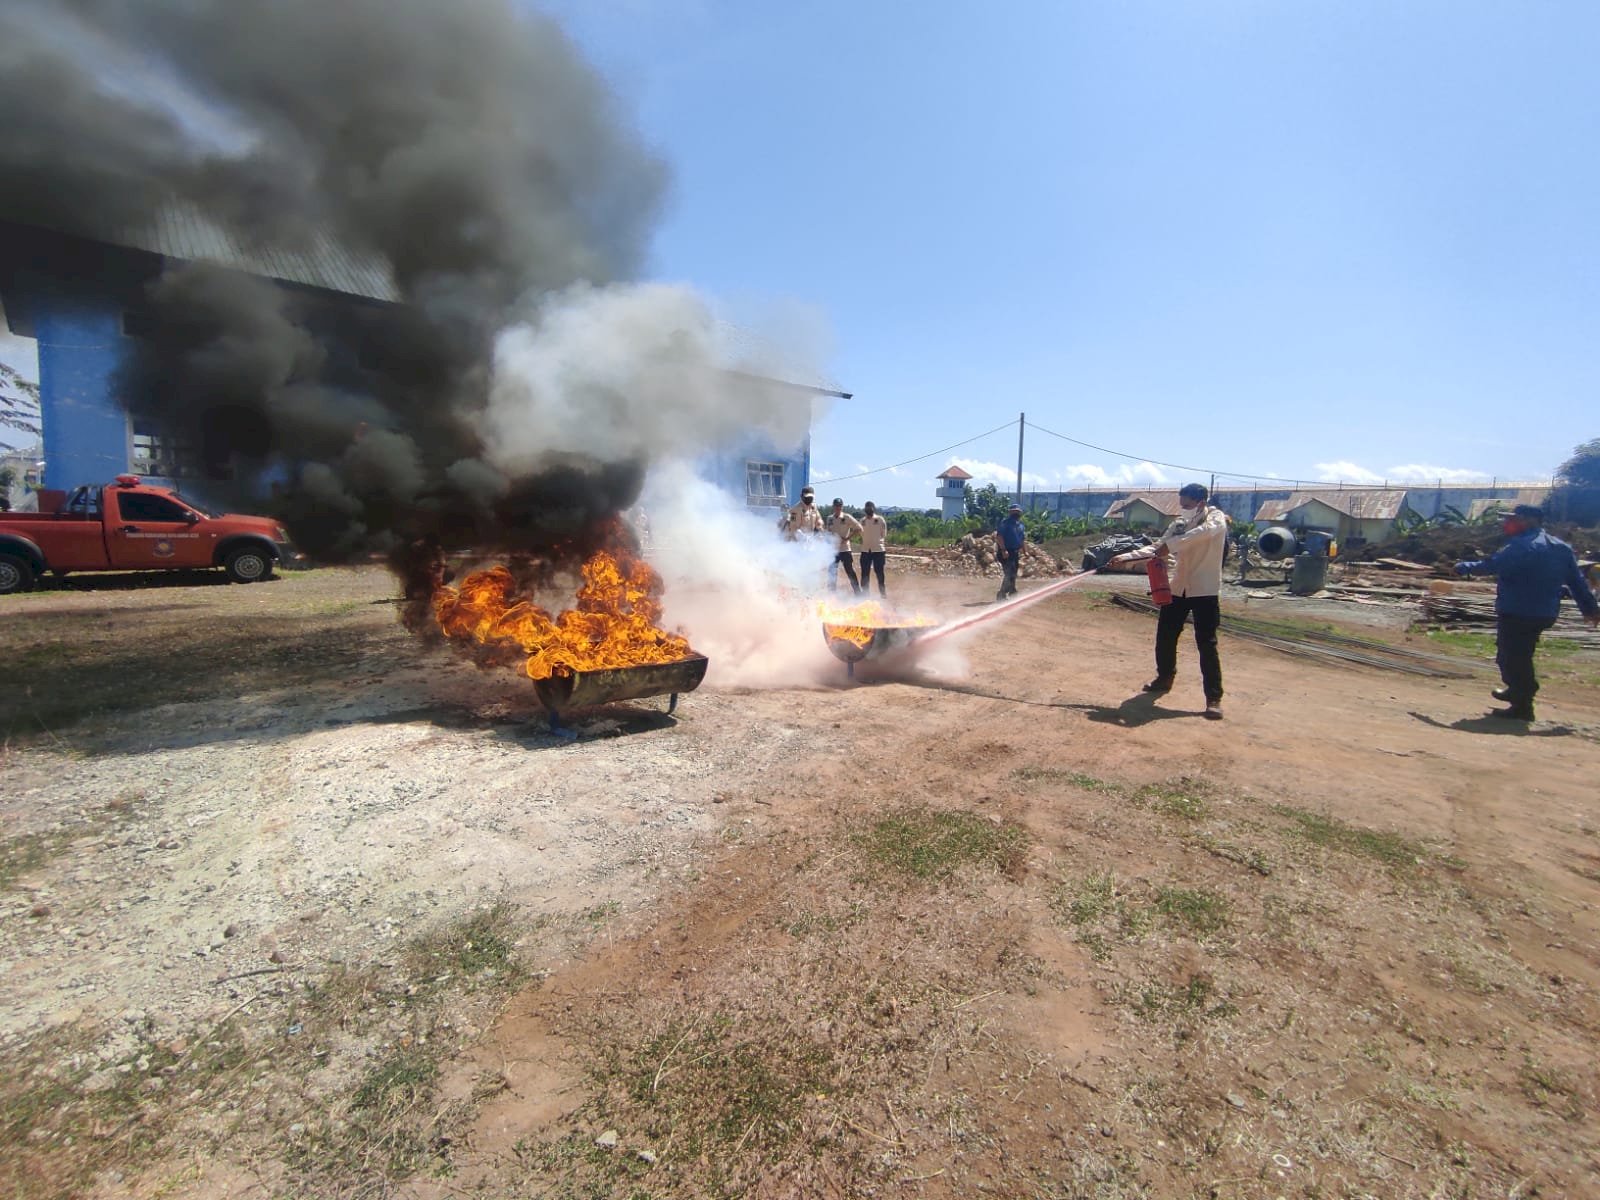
xmin=3 ymin=563 xmax=1598 ymax=1199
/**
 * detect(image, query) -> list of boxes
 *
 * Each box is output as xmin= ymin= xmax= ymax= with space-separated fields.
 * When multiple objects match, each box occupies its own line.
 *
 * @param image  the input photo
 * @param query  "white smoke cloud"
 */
xmin=1313 ymin=461 xmax=1488 ymax=484
xmin=638 ymin=461 xmax=840 ymax=690
xmin=481 ymin=284 xmax=820 ymax=476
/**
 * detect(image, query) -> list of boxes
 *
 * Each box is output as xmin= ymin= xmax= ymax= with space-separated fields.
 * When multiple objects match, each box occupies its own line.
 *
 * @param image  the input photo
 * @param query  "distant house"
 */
xmin=1255 ymin=489 xmax=1412 ymax=546
xmin=1105 ymin=491 xmax=1183 ymax=529
xmin=935 ymin=464 xmax=972 ymax=520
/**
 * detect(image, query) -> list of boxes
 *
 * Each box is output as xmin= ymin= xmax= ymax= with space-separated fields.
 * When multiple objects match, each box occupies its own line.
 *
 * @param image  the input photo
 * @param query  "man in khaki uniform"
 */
xmin=826 ymin=497 xmax=864 ymax=594
xmin=858 ymin=500 xmax=889 ymax=597
xmin=780 ymin=486 xmax=824 ymax=541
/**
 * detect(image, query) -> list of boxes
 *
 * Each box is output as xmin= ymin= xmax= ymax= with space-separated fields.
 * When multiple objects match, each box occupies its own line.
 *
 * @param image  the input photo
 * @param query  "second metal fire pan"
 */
xmin=532 ymin=653 xmax=709 ymax=712
xmin=822 ymin=624 xmax=933 ymax=663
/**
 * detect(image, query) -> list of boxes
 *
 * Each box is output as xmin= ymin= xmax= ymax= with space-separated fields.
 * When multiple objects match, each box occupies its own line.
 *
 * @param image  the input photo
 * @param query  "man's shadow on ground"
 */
xmin=1073 ymin=693 xmax=1204 ymax=727
xmin=1408 ymin=711 xmax=1575 ymax=738
xmin=899 ymin=679 xmax=1199 ymax=726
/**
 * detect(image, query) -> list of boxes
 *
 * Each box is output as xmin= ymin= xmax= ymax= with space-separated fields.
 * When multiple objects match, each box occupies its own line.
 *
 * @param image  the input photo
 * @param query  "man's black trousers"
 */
xmin=832 ymin=551 xmax=860 ymax=592
xmin=1496 ymin=613 xmax=1555 ymax=709
xmin=859 ymin=550 xmax=886 ymax=596
xmin=1154 ymin=594 xmax=1223 ymax=702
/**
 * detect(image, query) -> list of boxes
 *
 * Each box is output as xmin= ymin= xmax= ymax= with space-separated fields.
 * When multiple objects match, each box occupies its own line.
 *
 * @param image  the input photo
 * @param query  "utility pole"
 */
xmin=1016 ymin=412 xmax=1025 ymax=507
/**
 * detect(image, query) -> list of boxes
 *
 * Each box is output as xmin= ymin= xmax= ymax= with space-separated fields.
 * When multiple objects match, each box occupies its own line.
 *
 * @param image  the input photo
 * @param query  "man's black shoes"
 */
xmin=1141 ymin=677 xmax=1174 ymax=695
xmin=1491 ymin=686 xmax=1512 ymax=702
xmin=1488 ymin=706 xmax=1535 ymax=722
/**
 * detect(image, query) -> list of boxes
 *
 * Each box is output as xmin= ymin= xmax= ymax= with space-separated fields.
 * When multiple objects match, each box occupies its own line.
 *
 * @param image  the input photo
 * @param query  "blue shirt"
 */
xmin=1456 ymin=529 xmax=1600 ymax=622
xmin=997 ymin=516 xmax=1026 ymax=552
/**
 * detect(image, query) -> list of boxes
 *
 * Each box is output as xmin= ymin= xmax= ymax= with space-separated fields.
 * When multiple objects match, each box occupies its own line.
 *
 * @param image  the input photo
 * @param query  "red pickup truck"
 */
xmin=0 ymin=475 xmax=298 ymax=594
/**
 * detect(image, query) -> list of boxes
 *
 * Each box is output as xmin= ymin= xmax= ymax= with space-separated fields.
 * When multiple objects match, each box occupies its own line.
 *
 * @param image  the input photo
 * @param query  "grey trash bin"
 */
xmin=1289 ymin=553 xmax=1329 ymax=595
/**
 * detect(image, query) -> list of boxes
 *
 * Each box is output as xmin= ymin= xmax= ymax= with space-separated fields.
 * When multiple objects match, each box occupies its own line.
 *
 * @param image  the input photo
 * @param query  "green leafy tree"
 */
xmin=1549 ymin=437 xmax=1600 ymax=525
xmin=965 ymin=482 xmax=1012 ymax=527
xmin=0 ymin=361 xmax=41 ymax=449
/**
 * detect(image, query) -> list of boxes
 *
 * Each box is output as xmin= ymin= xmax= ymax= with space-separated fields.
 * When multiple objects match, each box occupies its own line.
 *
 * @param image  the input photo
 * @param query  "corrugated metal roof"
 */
xmin=1105 ymin=491 xmax=1182 ymax=519
xmin=1255 ymin=489 xmax=1410 ymax=522
xmin=10 ymin=201 xmax=400 ymax=302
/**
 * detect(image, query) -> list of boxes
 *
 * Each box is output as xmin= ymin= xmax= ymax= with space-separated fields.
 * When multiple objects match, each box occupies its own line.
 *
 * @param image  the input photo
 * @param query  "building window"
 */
xmin=130 ymin=423 xmax=201 ymax=479
xmin=746 ymin=460 xmax=787 ymax=507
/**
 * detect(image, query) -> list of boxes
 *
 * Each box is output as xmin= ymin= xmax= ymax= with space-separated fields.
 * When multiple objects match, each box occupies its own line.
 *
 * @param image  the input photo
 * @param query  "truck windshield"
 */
xmin=171 ymin=493 xmax=215 ymax=518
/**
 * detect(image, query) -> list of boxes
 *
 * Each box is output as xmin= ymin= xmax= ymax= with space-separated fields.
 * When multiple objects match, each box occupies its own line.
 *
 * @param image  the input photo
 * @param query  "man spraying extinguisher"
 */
xmin=1108 ymin=483 xmax=1231 ymax=720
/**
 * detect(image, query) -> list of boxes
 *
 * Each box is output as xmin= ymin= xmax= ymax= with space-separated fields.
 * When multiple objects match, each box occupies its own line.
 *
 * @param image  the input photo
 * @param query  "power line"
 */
xmin=812 ymin=418 xmax=1018 ymax=484
xmin=1026 ymin=420 xmax=1301 ymax=487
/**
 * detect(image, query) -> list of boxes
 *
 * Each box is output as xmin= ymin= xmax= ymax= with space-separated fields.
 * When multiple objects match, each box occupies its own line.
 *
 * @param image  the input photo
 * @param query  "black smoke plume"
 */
xmin=0 ymin=0 xmax=671 ymax=564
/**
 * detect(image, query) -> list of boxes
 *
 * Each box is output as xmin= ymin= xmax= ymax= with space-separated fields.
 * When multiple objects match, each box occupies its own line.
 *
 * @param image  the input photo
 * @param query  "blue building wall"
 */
xmin=703 ymin=436 xmax=811 ymax=513
xmin=30 ymin=284 xmax=133 ymax=490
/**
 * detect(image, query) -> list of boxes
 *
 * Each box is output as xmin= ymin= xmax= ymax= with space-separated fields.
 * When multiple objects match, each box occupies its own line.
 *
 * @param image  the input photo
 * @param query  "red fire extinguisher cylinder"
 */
xmin=1146 ymin=556 xmax=1173 ymax=606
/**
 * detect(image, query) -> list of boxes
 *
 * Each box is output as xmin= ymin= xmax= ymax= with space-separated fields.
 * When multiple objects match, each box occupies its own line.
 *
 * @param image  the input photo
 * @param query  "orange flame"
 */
xmin=817 ymin=598 xmax=937 ymax=650
xmin=433 ymin=550 xmax=692 ymax=680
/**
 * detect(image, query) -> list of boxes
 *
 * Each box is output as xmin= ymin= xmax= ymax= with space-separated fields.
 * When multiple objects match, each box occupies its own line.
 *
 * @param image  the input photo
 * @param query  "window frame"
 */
xmin=745 ymin=460 xmax=788 ymax=508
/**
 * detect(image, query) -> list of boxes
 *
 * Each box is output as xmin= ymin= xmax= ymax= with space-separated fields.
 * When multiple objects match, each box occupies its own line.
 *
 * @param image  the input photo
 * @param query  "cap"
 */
xmin=1507 ymin=503 xmax=1543 ymax=522
xmin=832 ymin=497 xmax=844 ymax=505
xmin=1008 ymin=504 xmax=1023 ymax=514
xmin=800 ymin=486 xmax=814 ymax=497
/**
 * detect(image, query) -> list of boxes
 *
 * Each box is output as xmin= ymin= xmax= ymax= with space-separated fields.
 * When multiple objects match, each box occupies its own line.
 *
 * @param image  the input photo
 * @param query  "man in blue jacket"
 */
xmin=995 ymin=505 xmax=1026 ymax=601
xmin=1455 ymin=504 xmax=1599 ymax=721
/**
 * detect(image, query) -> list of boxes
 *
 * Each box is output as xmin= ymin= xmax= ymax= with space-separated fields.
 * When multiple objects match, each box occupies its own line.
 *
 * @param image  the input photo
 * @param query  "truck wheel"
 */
xmin=224 ymin=546 xmax=274 ymax=584
xmin=0 ymin=553 xmax=36 ymax=595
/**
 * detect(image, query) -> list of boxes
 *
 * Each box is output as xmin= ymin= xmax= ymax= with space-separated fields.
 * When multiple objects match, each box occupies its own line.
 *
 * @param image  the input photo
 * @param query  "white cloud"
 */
xmin=1050 ymin=461 xmax=1172 ymax=488
xmin=1314 ymin=461 xmax=1489 ymax=485
xmin=1384 ymin=463 xmax=1490 ymax=483
xmin=1313 ymin=461 xmax=1383 ymax=484
xmin=950 ymin=457 xmax=1051 ymax=489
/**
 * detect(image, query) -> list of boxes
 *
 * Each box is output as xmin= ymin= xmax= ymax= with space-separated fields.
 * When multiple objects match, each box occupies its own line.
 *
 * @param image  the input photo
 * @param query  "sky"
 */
xmin=5 ymin=1 xmax=1597 ymax=504
xmin=536 ymin=0 xmax=1598 ymax=507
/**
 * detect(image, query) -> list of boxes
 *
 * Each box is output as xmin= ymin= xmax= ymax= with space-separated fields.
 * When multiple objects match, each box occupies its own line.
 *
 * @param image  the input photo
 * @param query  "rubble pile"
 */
xmin=894 ymin=535 xmax=1067 ymax=579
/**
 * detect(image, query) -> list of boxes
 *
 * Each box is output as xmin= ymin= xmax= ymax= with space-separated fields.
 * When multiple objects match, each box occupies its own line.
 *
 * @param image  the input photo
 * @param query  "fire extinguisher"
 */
xmin=1146 ymin=556 xmax=1173 ymax=606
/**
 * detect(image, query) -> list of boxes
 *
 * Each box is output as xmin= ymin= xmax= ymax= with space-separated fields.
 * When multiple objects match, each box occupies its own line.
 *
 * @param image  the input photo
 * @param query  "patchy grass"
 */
xmin=1274 ymin=804 xmax=1428 ymax=869
xmin=1426 ymin=628 xmax=1582 ymax=660
xmin=1135 ymin=778 xmax=1212 ymax=821
xmin=1052 ymin=871 xmax=1154 ymax=961
xmin=1009 ymin=765 xmax=1118 ymax=792
xmin=0 ymin=571 xmax=414 ymax=748
xmin=1 ymin=903 xmax=535 ymax=1200
xmin=0 ymin=830 xmax=68 ymax=893
xmin=0 ymin=1021 xmax=254 ymax=1200
xmin=401 ymin=902 xmax=524 ymax=997
xmin=1128 ymin=972 xmax=1237 ymax=1024
xmin=1520 ymin=1059 xmax=1585 ymax=1122
xmin=854 ymin=806 xmax=1029 ymax=882
xmin=1154 ymin=885 xmax=1231 ymax=935
xmin=515 ymin=1013 xmax=837 ymax=1196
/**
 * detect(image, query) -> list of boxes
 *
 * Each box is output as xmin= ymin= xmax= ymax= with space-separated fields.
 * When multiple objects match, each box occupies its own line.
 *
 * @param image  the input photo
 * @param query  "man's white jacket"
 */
xmin=1122 ymin=506 xmax=1229 ymax=598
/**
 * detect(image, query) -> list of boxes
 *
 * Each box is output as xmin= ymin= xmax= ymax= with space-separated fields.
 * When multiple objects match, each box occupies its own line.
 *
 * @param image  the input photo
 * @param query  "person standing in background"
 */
xmin=994 ymin=504 xmax=1026 ymax=601
xmin=826 ymin=497 xmax=863 ymax=594
xmin=858 ymin=500 xmax=889 ymax=598
xmin=1455 ymin=504 xmax=1599 ymax=721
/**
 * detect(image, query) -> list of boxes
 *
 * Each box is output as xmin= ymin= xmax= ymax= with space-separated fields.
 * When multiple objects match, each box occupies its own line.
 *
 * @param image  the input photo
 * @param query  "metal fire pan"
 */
xmin=822 ymin=623 xmax=933 ymax=664
xmin=533 ymin=653 xmax=709 ymax=713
